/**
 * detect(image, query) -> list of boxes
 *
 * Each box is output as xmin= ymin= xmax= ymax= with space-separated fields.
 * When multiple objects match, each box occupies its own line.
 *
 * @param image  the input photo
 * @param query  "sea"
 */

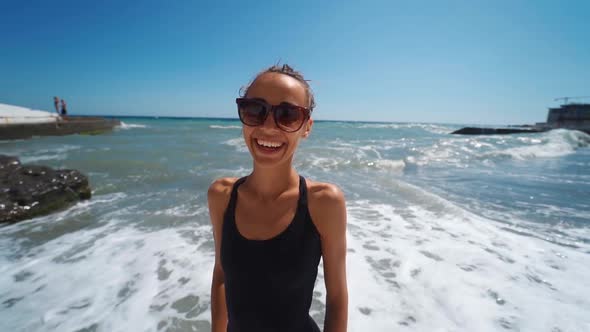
xmin=1 ymin=118 xmax=589 ymax=332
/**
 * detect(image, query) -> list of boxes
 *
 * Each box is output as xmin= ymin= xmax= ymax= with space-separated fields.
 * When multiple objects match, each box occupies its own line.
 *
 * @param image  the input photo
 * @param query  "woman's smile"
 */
xmin=254 ymin=137 xmax=286 ymax=154
xmin=256 ymin=138 xmax=284 ymax=148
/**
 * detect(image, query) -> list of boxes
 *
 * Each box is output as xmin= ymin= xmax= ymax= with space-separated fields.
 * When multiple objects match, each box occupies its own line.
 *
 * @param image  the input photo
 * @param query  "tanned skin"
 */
xmin=209 ymin=72 xmax=348 ymax=331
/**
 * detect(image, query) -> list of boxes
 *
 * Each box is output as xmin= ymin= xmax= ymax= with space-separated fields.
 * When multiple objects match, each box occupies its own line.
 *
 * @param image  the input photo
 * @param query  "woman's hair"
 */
xmin=240 ymin=64 xmax=316 ymax=112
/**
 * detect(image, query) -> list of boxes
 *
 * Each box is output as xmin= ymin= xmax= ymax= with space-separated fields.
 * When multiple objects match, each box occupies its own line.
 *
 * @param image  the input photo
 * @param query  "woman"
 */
xmin=208 ymin=64 xmax=348 ymax=332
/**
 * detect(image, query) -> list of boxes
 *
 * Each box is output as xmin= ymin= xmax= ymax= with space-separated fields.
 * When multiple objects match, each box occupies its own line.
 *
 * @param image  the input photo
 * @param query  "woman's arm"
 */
xmin=211 ymin=263 xmax=227 ymax=332
xmin=309 ymin=183 xmax=348 ymax=332
xmin=208 ymin=178 xmax=235 ymax=332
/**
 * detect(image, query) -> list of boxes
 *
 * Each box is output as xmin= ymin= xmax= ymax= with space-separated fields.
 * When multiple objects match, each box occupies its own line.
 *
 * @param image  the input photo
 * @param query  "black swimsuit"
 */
xmin=221 ymin=176 xmax=322 ymax=332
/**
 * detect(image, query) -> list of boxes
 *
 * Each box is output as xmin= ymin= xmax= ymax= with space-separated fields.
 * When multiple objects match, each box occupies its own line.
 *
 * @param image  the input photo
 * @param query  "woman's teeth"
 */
xmin=256 ymin=139 xmax=283 ymax=148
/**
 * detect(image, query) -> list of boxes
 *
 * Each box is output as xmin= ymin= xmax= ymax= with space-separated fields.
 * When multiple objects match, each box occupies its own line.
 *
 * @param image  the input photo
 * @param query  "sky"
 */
xmin=1 ymin=0 xmax=589 ymax=125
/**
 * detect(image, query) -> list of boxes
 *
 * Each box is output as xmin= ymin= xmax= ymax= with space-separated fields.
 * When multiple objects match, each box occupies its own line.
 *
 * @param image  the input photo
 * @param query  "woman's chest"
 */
xmin=234 ymin=197 xmax=299 ymax=241
xmin=222 ymin=229 xmax=320 ymax=289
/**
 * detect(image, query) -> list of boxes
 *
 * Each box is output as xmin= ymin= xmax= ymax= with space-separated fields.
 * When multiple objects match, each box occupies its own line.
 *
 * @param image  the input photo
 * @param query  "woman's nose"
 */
xmin=261 ymin=110 xmax=279 ymax=130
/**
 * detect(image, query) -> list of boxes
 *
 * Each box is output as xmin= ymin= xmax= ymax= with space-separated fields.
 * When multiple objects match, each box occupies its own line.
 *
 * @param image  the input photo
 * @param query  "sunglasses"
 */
xmin=236 ymin=98 xmax=311 ymax=133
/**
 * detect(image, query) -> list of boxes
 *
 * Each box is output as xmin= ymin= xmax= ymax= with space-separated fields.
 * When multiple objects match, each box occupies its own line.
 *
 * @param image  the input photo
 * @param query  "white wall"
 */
xmin=0 ymin=103 xmax=59 ymax=125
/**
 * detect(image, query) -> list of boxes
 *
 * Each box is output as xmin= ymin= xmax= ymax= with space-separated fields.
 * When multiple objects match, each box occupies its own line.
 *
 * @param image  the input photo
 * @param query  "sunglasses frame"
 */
xmin=236 ymin=98 xmax=311 ymax=133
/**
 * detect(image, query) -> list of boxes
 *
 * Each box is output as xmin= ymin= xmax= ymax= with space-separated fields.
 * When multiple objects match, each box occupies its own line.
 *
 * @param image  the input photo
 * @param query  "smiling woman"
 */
xmin=208 ymin=64 xmax=348 ymax=332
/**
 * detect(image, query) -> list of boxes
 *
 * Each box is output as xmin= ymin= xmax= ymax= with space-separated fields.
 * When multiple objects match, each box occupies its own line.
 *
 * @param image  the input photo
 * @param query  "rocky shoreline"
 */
xmin=0 ymin=155 xmax=91 ymax=224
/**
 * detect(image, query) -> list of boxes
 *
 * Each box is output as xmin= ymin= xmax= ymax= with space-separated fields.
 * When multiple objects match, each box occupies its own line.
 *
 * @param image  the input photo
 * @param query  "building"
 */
xmin=533 ymin=103 xmax=590 ymax=133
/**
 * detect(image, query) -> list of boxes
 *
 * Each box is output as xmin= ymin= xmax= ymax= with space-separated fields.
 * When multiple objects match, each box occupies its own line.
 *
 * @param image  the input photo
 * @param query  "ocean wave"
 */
xmin=0 ymin=223 xmax=214 ymax=331
xmin=37 ymin=145 xmax=81 ymax=154
xmin=407 ymin=129 xmax=590 ymax=167
xmin=153 ymin=204 xmax=207 ymax=218
xmin=357 ymin=123 xmax=402 ymax=129
xmin=355 ymin=123 xmax=454 ymax=135
xmin=299 ymin=154 xmax=405 ymax=173
xmin=485 ymin=129 xmax=590 ymax=160
xmin=19 ymin=154 xmax=67 ymax=164
xmin=343 ymin=179 xmax=590 ymax=331
xmin=119 ymin=122 xmax=148 ymax=129
xmin=1 ymin=192 xmax=128 ymax=232
xmin=222 ymin=137 xmax=248 ymax=152
xmin=209 ymin=125 xmax=241 ymax=130
xmin=16 ymin=145 xmax=80 ymax=164
xmin=371 ymin=159 xmax=406 ymax=172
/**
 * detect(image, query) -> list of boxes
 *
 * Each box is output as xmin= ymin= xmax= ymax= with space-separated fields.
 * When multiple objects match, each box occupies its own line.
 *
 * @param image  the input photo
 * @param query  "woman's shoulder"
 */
xmin=208 ymin=177 xmax=239 ymax=194
xmin=304 ymin=178 xmax=346 ymax=233
xmin=207 ymin=177 xmax=240 ymax=210
xmin=304 ymin=178 xmax=344 ymax=202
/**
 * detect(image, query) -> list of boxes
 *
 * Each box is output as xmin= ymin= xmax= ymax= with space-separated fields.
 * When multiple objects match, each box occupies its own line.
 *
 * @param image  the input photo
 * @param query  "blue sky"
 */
xmin=1 ymin=0 xmax=588 ymax=124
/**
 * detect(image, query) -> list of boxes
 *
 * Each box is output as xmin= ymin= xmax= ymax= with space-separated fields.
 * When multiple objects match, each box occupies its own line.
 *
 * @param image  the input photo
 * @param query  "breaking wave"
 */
xmin=408 ymin=129 xmax=590 ymax=167
xmin=486 ymin=129 xmax=590 ymax=160
xmin=209 ymin=125 xmax=241 ymax=130
xmin=119 ymin=122 xmax=148 ymax=129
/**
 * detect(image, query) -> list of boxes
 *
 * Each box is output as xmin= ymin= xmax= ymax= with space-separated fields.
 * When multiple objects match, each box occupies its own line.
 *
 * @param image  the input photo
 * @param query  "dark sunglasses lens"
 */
xmin=238 ymin=100 xmax=267 ymax=126
xmin=275 ymin=105 xmax=305 ymax=131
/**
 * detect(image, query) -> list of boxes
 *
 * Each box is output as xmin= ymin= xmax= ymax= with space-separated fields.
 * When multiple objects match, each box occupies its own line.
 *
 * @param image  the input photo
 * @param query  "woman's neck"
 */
xmin=246 ymin=162 xmax=299 ymax=201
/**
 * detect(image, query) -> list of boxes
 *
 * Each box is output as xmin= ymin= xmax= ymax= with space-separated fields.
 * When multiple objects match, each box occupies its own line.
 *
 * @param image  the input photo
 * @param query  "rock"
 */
xmin=451 ymin=127 xmax=547 ymax=135
xmin=0 ymin=155 xmax=91 ymax=223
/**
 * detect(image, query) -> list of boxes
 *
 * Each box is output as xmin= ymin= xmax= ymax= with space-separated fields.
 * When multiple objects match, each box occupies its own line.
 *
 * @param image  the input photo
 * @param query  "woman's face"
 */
xmin=242 ymin=72 xmax=313 ymax=168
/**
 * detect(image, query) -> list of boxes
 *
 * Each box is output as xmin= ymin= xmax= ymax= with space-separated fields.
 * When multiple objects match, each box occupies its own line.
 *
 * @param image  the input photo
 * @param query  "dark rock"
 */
xmin=451 ymin=127 xmax=547 ymax=135
xmin=0 ymin=155 xmax=91 ymax=223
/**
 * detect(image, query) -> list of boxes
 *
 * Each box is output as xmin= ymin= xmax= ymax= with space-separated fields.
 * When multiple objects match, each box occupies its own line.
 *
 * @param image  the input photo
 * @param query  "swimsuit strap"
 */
xmin=227 ymin=176 xmax=247 ymax=215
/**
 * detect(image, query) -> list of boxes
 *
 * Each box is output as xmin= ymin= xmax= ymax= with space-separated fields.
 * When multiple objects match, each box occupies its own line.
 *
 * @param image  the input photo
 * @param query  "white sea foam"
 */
xmin=39 ymin=145 xmax=81 ymax=154
xmin=343 ymin=180 xmax=590 ymax=331
xmin=372 ymin=159 xmax=406 ymax=172
xmin=300 ymin=139 xmax=407 ymax=173
xmin=420 ymin=124 xmax=455 ymax=135
xmin=222 ymin=137 xmax=248 ymax=152
xmin=209 ymin=125 xmax=241 ymax=130
xmin=11 ymin=230 xmax=198 ymax=332
xmin=487 ymin=129 xmax=590 ymax=160
xmin=410 ymin=139 xmax=469 ymax=167
xmin=355 ymin=123 xmax=454 ymax=135
xmin=18 ymin=145 xmax=81 ymax=164
xmin=407 ymin=129 xmax=590 ymax=167
xmin=19 ymin=154 xmax=67 ymax=163
xmin=357 ymin=123 xmax=403 ymax=129
xmin=119 ymin=122 xmax=148 ymax=129
xmin=1 ymin=179 xmax=588 ymax=331
xmin=153 ymin=204 xmax=207 ymax=218
xmin=0 ymin=221 xmax=214 ymax=332
xmin=300 ymin=153 xmax=405 ymax=173
xmin=4 ymin=192 xmax=128 ymax=232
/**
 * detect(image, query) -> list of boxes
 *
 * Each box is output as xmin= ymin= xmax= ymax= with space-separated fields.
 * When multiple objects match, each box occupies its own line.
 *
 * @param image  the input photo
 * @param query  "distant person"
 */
xmin=60 ymin=99 xmax=68 ymax=116
xmin=53 ymin=96 xmax=60 ymax=114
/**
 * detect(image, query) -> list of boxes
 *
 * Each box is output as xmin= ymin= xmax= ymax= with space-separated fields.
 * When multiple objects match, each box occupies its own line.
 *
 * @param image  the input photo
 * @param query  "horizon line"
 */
xmin=93 ymin=114 xmax=475 ymax=126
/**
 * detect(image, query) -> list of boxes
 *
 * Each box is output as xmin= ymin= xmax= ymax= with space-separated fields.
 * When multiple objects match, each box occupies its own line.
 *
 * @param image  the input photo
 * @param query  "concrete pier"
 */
xmin=0 ymin=116 xmax=121 ymax=140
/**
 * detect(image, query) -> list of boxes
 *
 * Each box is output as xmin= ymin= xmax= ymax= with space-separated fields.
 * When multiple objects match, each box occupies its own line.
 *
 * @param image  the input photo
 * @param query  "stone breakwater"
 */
xmin=0 ymin=155 xmax=91 ymax=223
xmin=451 ymin=127 xmax=546 ymax=135
xmin=0 ymin=116 xmax=121 ymax=140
